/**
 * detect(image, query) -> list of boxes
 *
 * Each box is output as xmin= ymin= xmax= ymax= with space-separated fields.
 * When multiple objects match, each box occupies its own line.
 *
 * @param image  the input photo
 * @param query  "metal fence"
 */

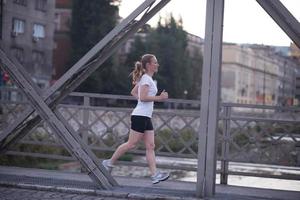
xmin=0 ymin=87 xmax=299 ymax=184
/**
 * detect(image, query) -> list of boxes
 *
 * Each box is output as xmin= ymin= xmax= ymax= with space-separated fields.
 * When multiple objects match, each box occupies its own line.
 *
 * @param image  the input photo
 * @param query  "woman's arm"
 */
xmin=139 ymin=85 xmax=168 ymax=102
xmin=131 ymin=84 xmax=139 ymax=99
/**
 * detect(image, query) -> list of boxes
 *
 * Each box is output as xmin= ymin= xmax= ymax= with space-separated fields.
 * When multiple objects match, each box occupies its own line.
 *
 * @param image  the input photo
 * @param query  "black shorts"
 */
xmin=131 ymin=115 xmax=154 ymax=133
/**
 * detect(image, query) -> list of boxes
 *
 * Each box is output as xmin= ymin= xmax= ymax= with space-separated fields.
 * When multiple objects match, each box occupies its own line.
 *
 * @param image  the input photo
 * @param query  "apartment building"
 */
xmin=52 ymin=0 xmax=72 ymax=81
xmin=0 ymin=0 xmax=55 ymax=88
xmin=186 ymin=32 xmax=204 ymax=57
xmin=222 ymin=44 xmax=298 ymax=106
xmin=118 ymin=30 xmax=203 ymax=60
xmin=290 ymin=43 xmax=300 ymax=103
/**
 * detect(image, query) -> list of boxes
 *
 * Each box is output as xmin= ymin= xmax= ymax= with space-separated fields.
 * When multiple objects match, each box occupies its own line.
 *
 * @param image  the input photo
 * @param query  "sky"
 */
xmin=118 ymin=0 xmax=300 ymax=47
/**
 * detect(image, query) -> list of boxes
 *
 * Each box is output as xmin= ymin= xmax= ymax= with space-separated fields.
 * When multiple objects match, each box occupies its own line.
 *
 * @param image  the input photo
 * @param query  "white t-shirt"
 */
xmin=131 ymin=74 xmax=158 ymax=118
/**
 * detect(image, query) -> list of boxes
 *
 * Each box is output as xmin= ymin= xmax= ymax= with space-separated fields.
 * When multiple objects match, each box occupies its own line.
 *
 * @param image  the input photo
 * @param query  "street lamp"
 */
xmin=184 ymin=89 xmax=188 ymax=99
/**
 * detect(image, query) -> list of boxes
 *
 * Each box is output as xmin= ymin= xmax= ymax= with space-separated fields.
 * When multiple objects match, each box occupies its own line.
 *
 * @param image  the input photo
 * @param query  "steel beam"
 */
xmin=0 ymin=52 xmax=122 ymax=188
xmin=0 ymin=51 xmax=115 ymax=189
xmin=196 ymin=0 xmax=224 ymax=197
xmin=0 ymin=0 xmax=157 ymax=148
xmin=0 ymin=0 xmax=170 ymax=152
xmin=256 ymin=0 xmax=300 ymax=48
xmin=0 ymin=0 xmax=171 ymax=190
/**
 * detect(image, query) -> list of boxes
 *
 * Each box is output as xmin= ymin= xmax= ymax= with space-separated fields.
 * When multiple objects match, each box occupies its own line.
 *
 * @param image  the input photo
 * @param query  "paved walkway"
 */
xmin=0 ymin=186 xmax=123 ymax=200
xmin=0 ymin=166 xmax=299 ymax=200
xmin=1 ymin=185 xmax=297 ymax=200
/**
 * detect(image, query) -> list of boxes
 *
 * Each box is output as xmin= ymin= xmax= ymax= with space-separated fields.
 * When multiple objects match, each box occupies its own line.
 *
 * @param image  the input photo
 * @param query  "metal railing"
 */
xmin=0 ymin=87 xmax=299 ymax=184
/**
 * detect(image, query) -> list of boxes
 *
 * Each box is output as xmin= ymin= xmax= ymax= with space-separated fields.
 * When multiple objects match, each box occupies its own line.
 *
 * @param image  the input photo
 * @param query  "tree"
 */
xmin=144 ymin=14 xmax=202 ymax=99
xmin=122 ymin=25 xmax=152 ymax=92
xmin=70 ymin=0 xmax=120 ymax=93
xmin=124 ymin=15 xmax=203 ymax=99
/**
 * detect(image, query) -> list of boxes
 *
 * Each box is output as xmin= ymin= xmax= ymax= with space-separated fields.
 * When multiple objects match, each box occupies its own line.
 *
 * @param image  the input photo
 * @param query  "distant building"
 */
xmin=290 ymin=43 xmax=300 ymax=60
xmin=295 ymin=73 xmax=300 ymax=104
xmin=221 ymin=44 xmax=298 ymax=106
xmin=290 ymin=43 xmax=300 ymax=103
xmin=52 ymin=0 xmax=72 ymax=81
xmin=117 ymin=30 xmax=148 ymax=61
xmin=0 ymin=0 xmax=55 ymax=88
xmin=118 ymin=29 xmax=203 ymax=62
xmin=186 ymin=33 xmax=204 ymax=58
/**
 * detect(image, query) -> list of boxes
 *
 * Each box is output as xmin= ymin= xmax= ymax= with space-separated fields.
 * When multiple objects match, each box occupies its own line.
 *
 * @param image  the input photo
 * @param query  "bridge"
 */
xmin=0 ymin=0 xmax=300 ymax=199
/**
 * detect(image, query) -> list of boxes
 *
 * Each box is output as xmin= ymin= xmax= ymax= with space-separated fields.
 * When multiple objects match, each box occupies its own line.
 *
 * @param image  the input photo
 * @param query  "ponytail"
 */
xmin=130 ymin=61 xmax=144 ymax=85
xmin=129 ymin=54 xmax=155 ymax=85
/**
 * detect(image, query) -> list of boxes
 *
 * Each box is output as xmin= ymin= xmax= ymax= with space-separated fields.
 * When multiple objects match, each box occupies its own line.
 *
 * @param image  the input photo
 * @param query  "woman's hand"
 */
xmin=159 ymin=90 xmax=168 ymax=101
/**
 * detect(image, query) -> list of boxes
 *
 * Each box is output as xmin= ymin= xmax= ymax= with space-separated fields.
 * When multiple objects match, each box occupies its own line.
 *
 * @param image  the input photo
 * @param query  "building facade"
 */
xmin=290 ymin=43 xmax=300 ymax=103
xmin=186 ymin=33 xmax=204 ymax=57
xmin=119 ymin=29 xmax=299 ymax=106
xmin=221 ymin=44 xmax=299 ymax=106
xmin=52 ymin=0 xmax=72 ymax=81
xmin=0 ymin=0 xmax=55 ymax=88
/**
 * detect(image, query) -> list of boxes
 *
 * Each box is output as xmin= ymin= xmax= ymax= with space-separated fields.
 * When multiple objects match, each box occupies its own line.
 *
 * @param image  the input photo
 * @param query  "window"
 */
xmin=32 ymin=50 xmax=45 ymax=75
xmin=32 ymin=50 xmax=45 ymax=66
xmin=13 ymin=0 xmax=27 ymax=6
xmin=240 ymin=88 xmax=247 ymax=97
xmin=11 ymin=47 xmax=25 ymax=64
xmin=33 ymin=24 xmax=45 ymax=39
xmin=35 ymin=0 xmax=47 ymax=11
xmin=12 ymin=18 xmax=25 ymax=35
xmin=222 ymin=70 xmax=236 ymax=89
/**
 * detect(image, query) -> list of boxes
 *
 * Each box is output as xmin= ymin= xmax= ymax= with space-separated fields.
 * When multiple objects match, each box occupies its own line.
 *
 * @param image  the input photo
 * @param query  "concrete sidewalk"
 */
xmin=0 ymin=166 xmax=299 ymax=200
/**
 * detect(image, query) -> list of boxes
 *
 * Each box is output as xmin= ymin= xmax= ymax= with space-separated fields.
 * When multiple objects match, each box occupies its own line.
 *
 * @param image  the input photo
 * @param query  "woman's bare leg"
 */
xmin=110 ymin=129 xmax=143 ymax=164
xmin=143 ymin=130 xmax=156 ymax=176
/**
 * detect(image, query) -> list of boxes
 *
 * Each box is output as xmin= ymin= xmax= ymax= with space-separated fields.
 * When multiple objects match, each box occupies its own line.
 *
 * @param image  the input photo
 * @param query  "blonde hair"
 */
xmin=130 ymin=54 xmax=155 ymax=84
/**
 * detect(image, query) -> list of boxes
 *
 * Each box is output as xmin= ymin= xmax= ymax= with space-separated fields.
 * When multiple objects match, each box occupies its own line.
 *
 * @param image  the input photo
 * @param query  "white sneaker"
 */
xmin=151 ymin=171 xmax=170 ymax=184
xmin=102 ymin=159 xmax=114 ymax=173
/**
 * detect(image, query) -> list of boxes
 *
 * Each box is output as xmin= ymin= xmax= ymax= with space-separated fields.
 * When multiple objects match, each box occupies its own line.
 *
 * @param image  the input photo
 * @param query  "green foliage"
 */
xmin=255 ymin=125 xmax=262 ymax=132
xmin=70 ymin=0 xmax=122 ymax=93
xmin=0 ymin=155 xmax=67 ymax=170
xmin=70 ymin=5 xmax=203 ymax=97
xmin=119 ymin=154 xmax=133 ymax=161
xmin=0 ymin=143 xmax=70 ymax=169
xmin=126 ymin=14 xmax=203 ymax=99
xmin=155 ymin=128 xmax=198 ymax=154
xmin=233 ymin=133 xmax=249 ymax=147
xmin=122 ymin=27 xmax=151 ymax=90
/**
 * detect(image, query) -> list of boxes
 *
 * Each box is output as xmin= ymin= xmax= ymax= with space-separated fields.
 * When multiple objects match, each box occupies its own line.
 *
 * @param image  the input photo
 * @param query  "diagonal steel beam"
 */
xmin=0 ymin=50 xmax=118 ymax=188
xmin=0 ymin=0 xmax=157 ymax=147
xmin=0 ymin=0 xmax=171 ymax=190
xmin=256 ymin=0 xmax=300 ymax=48
xmin=0 ymin=0 xmax=171 ymax=151
xmin=0 ymin=50 xmax=115 ymax=189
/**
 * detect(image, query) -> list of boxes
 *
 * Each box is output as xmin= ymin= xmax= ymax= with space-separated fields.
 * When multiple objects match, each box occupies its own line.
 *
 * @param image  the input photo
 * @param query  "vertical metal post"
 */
xmin=0 ymin=0 xmax=3 ymax=40
xmin=196 ymin=0 xmax=224 ymax=197
xmin=263 ymin=61 xmax=266 ymax=105
xmin=220 ymin=106 xmax=230 ymax=185
xmin=80 ymin=96 xmax=90 ymax=173
xmin=83 ymin=96 xmax=90 ymax=144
